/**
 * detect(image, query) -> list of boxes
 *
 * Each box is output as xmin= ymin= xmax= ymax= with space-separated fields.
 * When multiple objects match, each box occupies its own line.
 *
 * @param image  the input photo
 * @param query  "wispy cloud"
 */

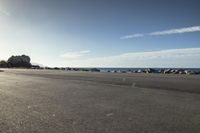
xmin=60 ymin=50 xmax=91 ymax=59
xmin=60 ymin=48 xmax=200 ymax=68
xmin=79 ymin=50 xmax=91 ymax=54
xmin=119 ymin=47 xmax=200 ymax=59
xmin=150 ymin=26 xmax=200 ymax=36
xmin=120 ymin=33 xmax=144 ymax=39
xmin=121 ymin=26 xmax=200 ymax=39
xmin=0 ymin=9 xmax=10 ymax=16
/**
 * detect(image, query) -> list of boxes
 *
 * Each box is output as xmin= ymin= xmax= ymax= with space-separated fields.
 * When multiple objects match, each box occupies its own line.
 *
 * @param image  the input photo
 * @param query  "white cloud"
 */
xmin=60 ymin=48 xmax=200 ymax=68
xmin=121 ymin=26 xmax=200 ymax=39
xmin=0 ymin=9 xmax=10 ymax=16
xmin=150 ymin=26 xmax=200 ymax=36
xmin=79 ymin=50 xmax=91 ymax=54
xmin=60 ymin=50 xmax=91 ymax=59
xmin=120 ymin=33 xmax=144 ymax=39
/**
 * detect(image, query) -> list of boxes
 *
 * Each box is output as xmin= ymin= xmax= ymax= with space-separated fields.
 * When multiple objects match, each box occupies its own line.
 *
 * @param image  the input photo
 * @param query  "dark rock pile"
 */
xmin=134 ymin=68 xmax=199 ymax=75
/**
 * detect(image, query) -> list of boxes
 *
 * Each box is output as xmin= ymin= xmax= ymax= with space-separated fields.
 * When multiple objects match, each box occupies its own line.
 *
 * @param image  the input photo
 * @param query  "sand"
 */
xmin=0 ymin=69 xmax=200 ymax=133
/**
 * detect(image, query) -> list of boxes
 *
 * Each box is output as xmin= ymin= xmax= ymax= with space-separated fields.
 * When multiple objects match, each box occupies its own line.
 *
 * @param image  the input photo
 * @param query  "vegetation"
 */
xmin=0 ymin=60 xmax=7 ymax=68
xmin=0 ymin=55 xmax=32 ymax=68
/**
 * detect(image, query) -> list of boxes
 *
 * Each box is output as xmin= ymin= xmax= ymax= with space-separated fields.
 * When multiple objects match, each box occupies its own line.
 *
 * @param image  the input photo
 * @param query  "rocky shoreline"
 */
xmin=130 ymin=68 xmax=199 ymax=75
xmin=1 ymin=55 xmax=199 ymax=75
xmin=30 ymin=67 xmax=200 ymax=75
xmin=102 ymin=68 xmax=200 ymax=75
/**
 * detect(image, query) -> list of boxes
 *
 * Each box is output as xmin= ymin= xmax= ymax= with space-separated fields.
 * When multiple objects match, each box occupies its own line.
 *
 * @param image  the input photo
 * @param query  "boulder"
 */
xmin=158 ymin=69 xmax=164 ymax=74
xmin=177 ymin=69 xmax=185 ymax=74
xmin=90 ymin=68 xmax=100 ymax=72
xmin=31 ymin=65 xmax=40 ymax=69
xmin=137 ymin=69 xmax=144 ymax=73
xmin=145 ymin=68 xmax=157 ymax=73
xmin=164 ymin=69 xmax=172 ymax=74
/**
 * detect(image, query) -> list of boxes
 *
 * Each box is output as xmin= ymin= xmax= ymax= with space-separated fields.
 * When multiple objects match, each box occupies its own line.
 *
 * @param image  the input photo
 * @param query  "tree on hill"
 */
xmin=7 ymin=55 xmax=32 ymax=68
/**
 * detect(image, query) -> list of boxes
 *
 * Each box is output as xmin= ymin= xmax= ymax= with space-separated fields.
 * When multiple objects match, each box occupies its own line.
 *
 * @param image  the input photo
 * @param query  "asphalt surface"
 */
xmin=0 ymin=69 xmax=200 ymax=133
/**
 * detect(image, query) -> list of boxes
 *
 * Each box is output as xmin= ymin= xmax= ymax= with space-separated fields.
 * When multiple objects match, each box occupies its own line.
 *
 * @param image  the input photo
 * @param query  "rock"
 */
xmin=158 ymin=69 xmax=164 ymax=74
xmin=196 ymin=71 xmax=200 ymax=74
xmin=45 ymin=67 xmax=53 ymax=70
xmin=170 ymin=69 xmax=176 ymax=73
xmin=174 ymin=70 xmax=179 ymax=74
xmin=184 ymin=70 xmax=190 ymax=74
xmin=137 ymin=69 xmax=145 ymax=73
xmin=145 ymin=68 xmax=157 ymax=73
xmin=121 ymin=70 xmax=127 ymax=73
xmin=53 ymin=67 xmax=60 ymax=70
xmin=111 ymin=70 xmax=117 ymax=73
xmin=177 ymin=69 xmax=185 ymax=74
xmin=90 ymin=68 xmax=100 ymax=72
xmin=164 ymin=69 xmax=172 ymax=74
xmin=127 ymin=69 xmax=133 ymax=73
xmin=132 ymin=70 xmax=137 ymax=73
xmin=31 ymin=65 xmax=40 ymax=69
xmin=184 ymin=70 xmax=197 ymax=75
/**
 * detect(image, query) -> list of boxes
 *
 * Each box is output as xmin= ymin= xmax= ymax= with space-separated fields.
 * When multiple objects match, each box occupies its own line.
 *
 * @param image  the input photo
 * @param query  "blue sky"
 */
xmin=0 ymin=0 xmax=200 ymax=67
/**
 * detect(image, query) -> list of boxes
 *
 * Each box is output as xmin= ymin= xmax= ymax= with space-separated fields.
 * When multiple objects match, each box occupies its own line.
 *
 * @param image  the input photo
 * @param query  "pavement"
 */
xmin=0 ymin=69 xmax=200 ymax=133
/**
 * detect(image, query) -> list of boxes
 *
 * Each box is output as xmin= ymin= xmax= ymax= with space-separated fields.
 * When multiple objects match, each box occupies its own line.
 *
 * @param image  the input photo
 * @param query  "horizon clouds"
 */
xmin=59 ymin=47 xmax=200 ymax=68
xmin=60 ymin=50 xmax=91 ymax=59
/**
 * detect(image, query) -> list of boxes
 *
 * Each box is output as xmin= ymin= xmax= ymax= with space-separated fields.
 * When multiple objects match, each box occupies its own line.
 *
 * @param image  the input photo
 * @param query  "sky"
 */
xmin=0 ymin=0 xmax=200 ymax=68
